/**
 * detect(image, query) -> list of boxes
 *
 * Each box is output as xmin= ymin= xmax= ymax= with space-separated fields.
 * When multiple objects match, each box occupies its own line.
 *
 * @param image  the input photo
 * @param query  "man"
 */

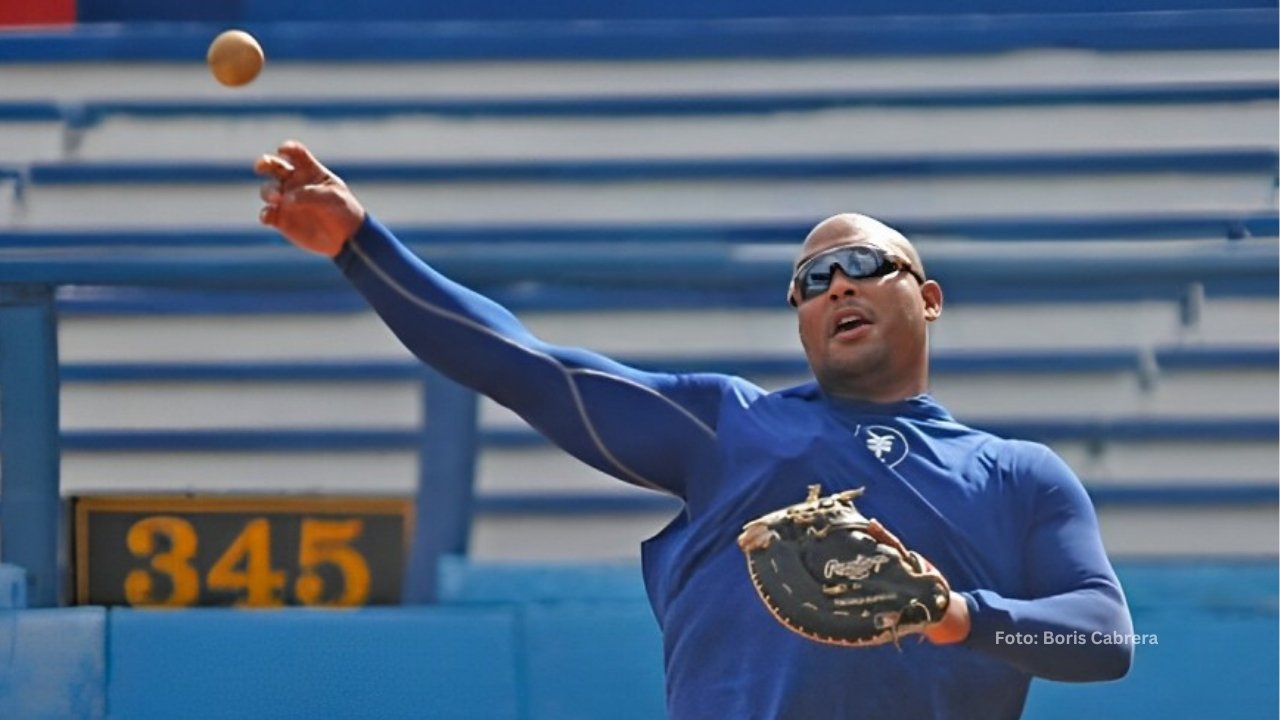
xmin=256 ymin=140 xmax=1133 ymax=719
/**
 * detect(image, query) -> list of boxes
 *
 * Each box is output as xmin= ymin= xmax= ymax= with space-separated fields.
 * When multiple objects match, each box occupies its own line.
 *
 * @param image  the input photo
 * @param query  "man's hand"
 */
xmin=254 ymin=140 xmax=366 ymax=258
xmin=924 ymin=591 xmax=971 ymax=645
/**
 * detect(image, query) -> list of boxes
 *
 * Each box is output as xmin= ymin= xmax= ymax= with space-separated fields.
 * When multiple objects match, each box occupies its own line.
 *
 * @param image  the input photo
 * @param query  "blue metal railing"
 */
xmin=0 ymin=286 xmax=59 ymax=608
xmin=16 ymin=149 xmax=1280 ymax=185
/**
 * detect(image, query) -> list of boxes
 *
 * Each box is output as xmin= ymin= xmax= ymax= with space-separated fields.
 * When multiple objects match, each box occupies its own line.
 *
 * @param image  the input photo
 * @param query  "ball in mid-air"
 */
xmin=207 ymin=30 xmax=264 ymax=87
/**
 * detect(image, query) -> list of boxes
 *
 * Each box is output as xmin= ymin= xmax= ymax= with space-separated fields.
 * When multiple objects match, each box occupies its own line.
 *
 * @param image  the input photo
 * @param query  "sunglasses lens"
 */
xmin=795 ymin=247 xmax=886 ymax=301
xmin=799 ymin=268 xmax=832 ymax=299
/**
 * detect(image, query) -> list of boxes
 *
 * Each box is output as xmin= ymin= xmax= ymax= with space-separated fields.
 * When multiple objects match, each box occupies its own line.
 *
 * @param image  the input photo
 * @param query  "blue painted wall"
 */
xmin=0 ymin=607 xmax=106 ymax=719
xmin=107 ymin=607 xmax=522 ymax=720
xmin=0 ymin=561 xmax=1275 ymax=719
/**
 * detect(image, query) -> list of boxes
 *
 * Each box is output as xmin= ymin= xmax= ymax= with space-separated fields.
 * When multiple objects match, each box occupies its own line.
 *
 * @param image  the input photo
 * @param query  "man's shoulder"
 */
xmin=934 ymin=410 xmax=1052 ymax=457
xmin=707 ymin=379 xmax=826 ymax=424
xmin=961 ymin=430 xmax=1056 ymax=464
xmin=771 ymin=380 xmax=823 ymax=401
xmin=933 ymin=418 xmax=1060 ymax=474
xmin=977 ymin=435 xmax=1078 ymax=489
xmin=712 ymin=378 xmax=821 ymax=407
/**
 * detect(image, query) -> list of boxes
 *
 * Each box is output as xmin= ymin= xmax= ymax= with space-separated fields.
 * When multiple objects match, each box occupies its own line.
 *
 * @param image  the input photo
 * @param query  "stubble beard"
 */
xmin=814 ymin=343 xmax=890 ymax=399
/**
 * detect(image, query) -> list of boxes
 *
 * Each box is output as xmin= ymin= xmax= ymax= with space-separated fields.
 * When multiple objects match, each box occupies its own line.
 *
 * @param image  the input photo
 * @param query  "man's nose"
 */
xmin=826 ymin=267 xmax=860 ymax=300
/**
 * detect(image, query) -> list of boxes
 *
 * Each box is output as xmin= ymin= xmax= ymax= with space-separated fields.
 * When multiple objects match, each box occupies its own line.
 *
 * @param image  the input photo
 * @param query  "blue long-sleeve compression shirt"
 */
xmin=337 ymin=217 xmax=1134 ymax=720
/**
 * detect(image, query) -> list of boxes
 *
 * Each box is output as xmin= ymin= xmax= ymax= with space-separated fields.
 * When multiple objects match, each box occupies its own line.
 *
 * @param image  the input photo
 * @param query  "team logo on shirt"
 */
xmin=862 ymin=425 xmax=909 ymax=468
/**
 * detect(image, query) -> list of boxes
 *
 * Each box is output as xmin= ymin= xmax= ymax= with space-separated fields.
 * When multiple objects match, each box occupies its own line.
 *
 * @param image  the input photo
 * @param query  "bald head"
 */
xmin=791 ymin=213 xmax=943 ymax=402
xmin=797 ymin=213 xmax=925 ymax=279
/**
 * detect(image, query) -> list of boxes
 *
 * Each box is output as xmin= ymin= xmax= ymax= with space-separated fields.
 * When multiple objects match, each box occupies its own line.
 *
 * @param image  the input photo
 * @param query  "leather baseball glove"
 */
xmin=737 ymin=485 xmax=951 ymax=648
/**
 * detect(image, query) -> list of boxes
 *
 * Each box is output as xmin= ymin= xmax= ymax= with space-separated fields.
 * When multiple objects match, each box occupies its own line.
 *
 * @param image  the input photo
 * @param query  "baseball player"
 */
xmin=256 ymin=140 xmax=1133 ymax=720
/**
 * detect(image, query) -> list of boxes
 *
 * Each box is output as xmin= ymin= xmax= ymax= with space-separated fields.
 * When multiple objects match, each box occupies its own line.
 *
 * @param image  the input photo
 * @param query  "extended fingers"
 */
xmin=258 ymin=203 xmax=279 ymax=227
xmin=259 ymin=181 xmax=283 ymax=205
xmin=275 ymin=140 xmax=324 ymax=177
xmin=258 ymin=178 xmax=285 ymax=228
xmin=254 ymin=153 xmax=295 ymax=182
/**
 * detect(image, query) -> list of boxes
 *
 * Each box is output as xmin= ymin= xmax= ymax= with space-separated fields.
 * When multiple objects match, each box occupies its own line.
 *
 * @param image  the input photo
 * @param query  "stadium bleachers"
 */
xmin=0 ymin=3 xmax=1276 ymax=717
xmin=0 ymin=34 xmax=1273 ymax=563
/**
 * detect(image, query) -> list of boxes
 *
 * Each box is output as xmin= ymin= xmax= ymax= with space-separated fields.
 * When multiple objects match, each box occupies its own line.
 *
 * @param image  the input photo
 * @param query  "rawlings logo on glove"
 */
xmin=737 ymin=485 xmax=951 ymax=648
xmin=825 ymin=555 xmax=890 ymax=581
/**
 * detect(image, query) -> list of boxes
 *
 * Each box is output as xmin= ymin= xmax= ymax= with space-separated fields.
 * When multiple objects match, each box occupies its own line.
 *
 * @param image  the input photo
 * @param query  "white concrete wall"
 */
xmin=55 ymin=102 xmax=1279 ymax=164
xmin=3 ymin=51 xmax=1275 ymax=101
xmin=53 ymin=297 xmax=1279 ymax=366
xmin=14 ymin=173 xmax=1275 ymax=229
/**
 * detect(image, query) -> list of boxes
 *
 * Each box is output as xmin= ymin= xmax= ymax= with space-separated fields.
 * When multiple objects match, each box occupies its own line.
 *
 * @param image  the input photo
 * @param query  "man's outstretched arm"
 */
xmin=255 ymin=140 xmax=733 ymax=496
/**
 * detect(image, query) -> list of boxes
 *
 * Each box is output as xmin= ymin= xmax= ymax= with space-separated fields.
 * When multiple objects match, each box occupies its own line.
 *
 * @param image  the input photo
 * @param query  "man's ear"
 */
xmin=921 ymin=280 xmax=944 ymax=321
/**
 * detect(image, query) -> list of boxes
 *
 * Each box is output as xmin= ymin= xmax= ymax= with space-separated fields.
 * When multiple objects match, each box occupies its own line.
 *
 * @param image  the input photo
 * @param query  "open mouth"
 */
xmin=832 ymin=313 xmax=871 ymax=338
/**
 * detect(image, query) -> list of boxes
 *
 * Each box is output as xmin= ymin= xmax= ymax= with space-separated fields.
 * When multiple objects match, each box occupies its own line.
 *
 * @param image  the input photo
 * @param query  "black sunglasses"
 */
xmin=787 ymin=244 xmax=925 ymax=306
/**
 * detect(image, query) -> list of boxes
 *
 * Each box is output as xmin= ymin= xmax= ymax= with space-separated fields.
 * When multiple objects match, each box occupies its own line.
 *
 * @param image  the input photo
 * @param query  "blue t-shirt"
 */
xmin=337 ymin=217 xmax=1134 ymax=719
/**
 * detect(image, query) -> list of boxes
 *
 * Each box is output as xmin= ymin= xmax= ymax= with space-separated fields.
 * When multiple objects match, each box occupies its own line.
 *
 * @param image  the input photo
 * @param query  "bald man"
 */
xmin=256 ymin=141 xmax=1133 ymax=720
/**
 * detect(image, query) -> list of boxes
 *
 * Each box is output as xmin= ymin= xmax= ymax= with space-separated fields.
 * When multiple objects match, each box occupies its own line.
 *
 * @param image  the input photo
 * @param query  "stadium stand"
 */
xmin=0 ymin=0 xmax=1276 ymax=717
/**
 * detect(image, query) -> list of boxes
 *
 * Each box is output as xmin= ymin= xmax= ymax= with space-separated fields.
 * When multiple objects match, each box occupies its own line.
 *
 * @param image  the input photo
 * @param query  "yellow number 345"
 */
xmin=124 ymin=516 xmax=371 ymax=607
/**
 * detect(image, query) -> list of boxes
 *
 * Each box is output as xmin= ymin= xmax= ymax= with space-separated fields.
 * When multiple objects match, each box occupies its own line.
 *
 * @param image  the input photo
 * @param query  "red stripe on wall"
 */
xmin=0 ymin=0 xmax=76 ymax=26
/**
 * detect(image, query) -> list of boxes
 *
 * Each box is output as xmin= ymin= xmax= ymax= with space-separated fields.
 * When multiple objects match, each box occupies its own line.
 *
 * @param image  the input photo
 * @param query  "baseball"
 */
xmin=207 ymin=30 xmax=264 ymax=87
